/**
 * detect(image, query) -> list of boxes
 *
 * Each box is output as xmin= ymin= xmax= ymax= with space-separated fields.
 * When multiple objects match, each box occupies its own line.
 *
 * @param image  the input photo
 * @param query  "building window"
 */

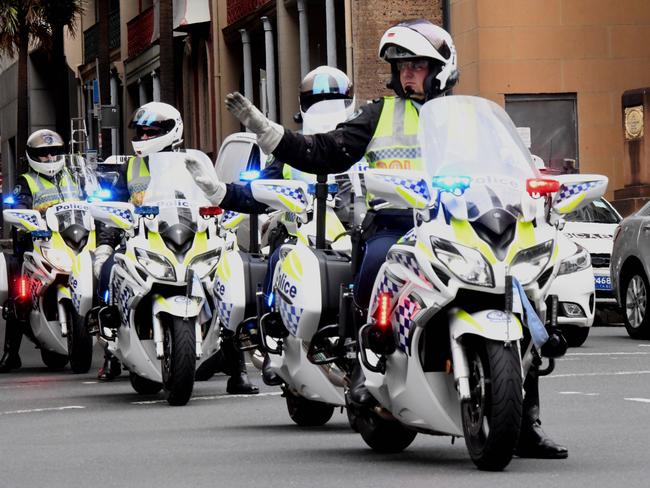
xmin=505 ymin=93 xmax=578 ymax=174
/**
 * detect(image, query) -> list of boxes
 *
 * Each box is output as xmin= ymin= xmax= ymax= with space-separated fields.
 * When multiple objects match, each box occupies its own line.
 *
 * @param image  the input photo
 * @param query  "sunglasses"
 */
xmin=396 ymin=59 xmax=429 ymax=72
xmin=31 ymin=147 xmax=64 ymax=158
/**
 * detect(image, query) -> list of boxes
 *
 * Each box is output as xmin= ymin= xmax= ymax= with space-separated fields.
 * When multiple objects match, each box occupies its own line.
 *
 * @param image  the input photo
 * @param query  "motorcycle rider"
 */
xmin=186 ymin=65 xmax=356 ymax=386
xmin=192 ymin=19 xmax=568 ymax=459
xmin=92 ymin=101 xmax=259 ymax=394
xmin=0 ymin=130 xmax=81 ymax=372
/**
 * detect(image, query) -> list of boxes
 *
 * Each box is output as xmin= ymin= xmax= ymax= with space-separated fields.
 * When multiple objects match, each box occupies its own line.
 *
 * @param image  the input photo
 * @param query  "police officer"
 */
xmin=92 ymin=101 xmax=259 ymax=394
xmin=186 ymin=66 xmax=356 ymax=385
xmin=199 ymin=19 xmax=568 ymax=459
xmin=0 ymin=129 xmax=81 ymax=372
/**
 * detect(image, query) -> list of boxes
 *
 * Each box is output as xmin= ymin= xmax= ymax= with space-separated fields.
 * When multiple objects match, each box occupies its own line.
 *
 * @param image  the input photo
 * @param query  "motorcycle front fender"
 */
xmin=449 ymin=308 xmax=524 ymax=342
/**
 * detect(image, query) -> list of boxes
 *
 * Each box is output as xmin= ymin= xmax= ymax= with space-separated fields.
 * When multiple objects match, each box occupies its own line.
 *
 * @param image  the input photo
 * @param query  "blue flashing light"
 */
xmin=307 ymin=183 xmax=339 ymax=195
xmin=31 ymin=230 xmax=52 ymax=239
xmin=3 ymin=195 xmax=15 ymax=207
xmin=431 ymin=175 xmax=472 ymax=196
xmin=267 ymin=292 xmax=275 ymax=308
xmin=103 ymin=289 xmax=110 ymax=303
xmin=240 ymin=170 xmax=261 ymax=181
xmin=87 ymin=188 xmax=113 ymax=202
xmin=134 ymin=206 xmax=160 ymax=216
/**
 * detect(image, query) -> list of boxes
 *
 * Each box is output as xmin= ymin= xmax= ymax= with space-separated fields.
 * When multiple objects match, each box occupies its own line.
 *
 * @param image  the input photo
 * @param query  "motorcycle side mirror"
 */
xmin=89 ymin=201 xmax=136 ymax=230
xmin=2 ymin=209 xmax=46 ymax=232
xmin=550 ymin=174 xmax=608 ymax=215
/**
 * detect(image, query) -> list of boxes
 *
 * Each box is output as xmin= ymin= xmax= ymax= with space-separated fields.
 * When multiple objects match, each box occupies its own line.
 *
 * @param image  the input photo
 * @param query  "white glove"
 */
xmin=224 ymin=92 xmax=284 ymax=154
xmin=93 ymin=244 xmax=114 ymax=280
xmin=185 ymin=157 xmax=227 ymax=205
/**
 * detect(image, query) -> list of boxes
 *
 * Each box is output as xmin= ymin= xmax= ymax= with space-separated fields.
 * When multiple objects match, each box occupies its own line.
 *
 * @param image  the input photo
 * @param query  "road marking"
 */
xmin=83 ymin=381 xmax=98 ymax=384
xmin=566 ymin=351 xmax=650 ymax=356
xmin=0 ymin=405 xmax=86 ymax=416
xmin=131 ymin=391 xmax=282 ymax=405
xmin=625 ymin=398 xmax=650 ymax=403
xmin=546 ymin=370 xmax=650 ymax=378
xmin=558 ymin=391 xmax=599 ymax=396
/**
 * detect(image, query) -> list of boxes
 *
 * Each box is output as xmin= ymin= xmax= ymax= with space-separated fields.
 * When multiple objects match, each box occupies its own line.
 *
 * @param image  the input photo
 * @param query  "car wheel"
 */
xmin=624 ymin=273 xmax=650 ymax=339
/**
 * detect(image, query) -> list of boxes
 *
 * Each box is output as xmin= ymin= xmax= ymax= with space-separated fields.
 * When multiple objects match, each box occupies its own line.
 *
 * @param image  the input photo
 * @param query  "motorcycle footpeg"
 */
xmin=234 ymin=319 xmax=260 ymax=352
xmin=307 ymin=324 xmax=343 ymax=365
xmin=98 ymin=305 xmax=121 ymax=342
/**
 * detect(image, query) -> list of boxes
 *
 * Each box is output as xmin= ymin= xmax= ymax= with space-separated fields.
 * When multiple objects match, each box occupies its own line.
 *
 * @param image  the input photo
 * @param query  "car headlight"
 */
xmin=509 ymin=240 xmax=554 ymax=285
xmin=558 ymin=244 xmax=590 ymax=276
xmin=43 ymin=248 xmax=72 ymax=272
xmin=431 ymin=237 xmax=494 ymax=287
xmin=189 ymin=249 xmax=221 ymax=278
xmin=135 ymin=248 xmax=176 ymax=281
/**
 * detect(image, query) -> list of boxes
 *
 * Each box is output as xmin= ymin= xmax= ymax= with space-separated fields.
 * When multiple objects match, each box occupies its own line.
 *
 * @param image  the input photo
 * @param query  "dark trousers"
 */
xmin=97 ymin=252 xmax=116 ymax=303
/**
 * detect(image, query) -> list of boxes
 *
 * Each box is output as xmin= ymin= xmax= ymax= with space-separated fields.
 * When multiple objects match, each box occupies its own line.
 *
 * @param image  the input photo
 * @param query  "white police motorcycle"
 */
xmin=90 ymin=152 xmax=222 ymax=405
xmin=352 ymin=96 xmax=606 ymax=470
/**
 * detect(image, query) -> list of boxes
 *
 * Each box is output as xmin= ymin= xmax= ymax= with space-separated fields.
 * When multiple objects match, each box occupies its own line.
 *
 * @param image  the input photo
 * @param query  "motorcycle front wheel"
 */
xmin=461 ymin=338 xmax=522 ymax=471
xmin=161 ymin=317 xmax=196 ymax=406
xmin=67 ymin=307 xmax=93 ymax=374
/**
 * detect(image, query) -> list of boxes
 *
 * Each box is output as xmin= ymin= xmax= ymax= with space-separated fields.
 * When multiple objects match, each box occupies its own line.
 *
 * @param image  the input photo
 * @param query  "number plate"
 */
xmin=594 ymin=275 xmax=612 ymax=290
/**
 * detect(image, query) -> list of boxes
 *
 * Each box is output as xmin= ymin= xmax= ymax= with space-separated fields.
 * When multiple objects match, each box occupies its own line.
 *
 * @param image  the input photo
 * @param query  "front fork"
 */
xmin=151 ymin=294 xmax=203 ymax=360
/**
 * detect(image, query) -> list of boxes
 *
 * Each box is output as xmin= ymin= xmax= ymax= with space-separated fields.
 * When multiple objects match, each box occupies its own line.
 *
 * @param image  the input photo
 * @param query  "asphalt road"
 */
xmin=1 ymin=326 xmax=649 ymax=488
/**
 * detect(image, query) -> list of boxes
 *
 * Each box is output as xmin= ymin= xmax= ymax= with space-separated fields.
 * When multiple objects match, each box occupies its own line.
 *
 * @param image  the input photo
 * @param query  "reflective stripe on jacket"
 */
xmin=21 ymin=169 xmax=80 ymax=212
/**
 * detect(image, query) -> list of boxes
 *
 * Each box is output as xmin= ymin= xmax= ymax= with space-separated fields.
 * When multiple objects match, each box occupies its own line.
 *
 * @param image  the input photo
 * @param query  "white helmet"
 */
xmin=25 ymin=129 xmax=66 ymax=177
xmin=298 ymin=66 xmax=356 ymax=135
xmin=378 ymin=19 xmax=458 ymax=100
xmin=129 ymin=102 xmax=183 ymax=156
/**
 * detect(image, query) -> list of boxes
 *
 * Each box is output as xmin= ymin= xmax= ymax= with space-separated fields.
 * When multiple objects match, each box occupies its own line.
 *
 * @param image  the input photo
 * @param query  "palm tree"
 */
xmin=41 ymin=0 xmax=84 ymax=146
xmin=0 ymin=1 xmax=49 ymax=173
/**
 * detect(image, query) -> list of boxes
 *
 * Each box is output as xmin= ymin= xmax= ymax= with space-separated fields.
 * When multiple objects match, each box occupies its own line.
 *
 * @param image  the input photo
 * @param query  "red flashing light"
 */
xmin=199 ymin=206 xmax=223 ymax=217
xmin=526 ymin=178 xmax=560 ymax=197
xmin=16 ymin=277 xmax=29 ymax=300
xmin=375 ymin=292 xmax=391 ymax=329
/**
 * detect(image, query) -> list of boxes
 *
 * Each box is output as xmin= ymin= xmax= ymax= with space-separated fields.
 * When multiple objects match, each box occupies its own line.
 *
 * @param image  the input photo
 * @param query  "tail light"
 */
xmin=526 ymin=178 xmax=560 ymax=197
xmin=199 ymin=206 xmax=223 ymax=217
xmin=15 ymin=277 xmax=29 ymax=301
xmin=375 ymin=292 xmax=391 ymax=329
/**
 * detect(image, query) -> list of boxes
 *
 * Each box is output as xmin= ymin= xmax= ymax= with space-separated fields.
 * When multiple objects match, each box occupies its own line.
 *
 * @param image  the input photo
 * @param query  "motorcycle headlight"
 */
xmin=558 ymin=244 xmax=590 ymax=276
xmin=510 ymin=240 xmax=554 ymax=285
xmin=189 ymin=249 xmax=221 ymax=278
xmin=431 ymin=237 xmax=494 ymax=287
xmin=135 ymin=248 xmax=176 ymax=281
xmin=43 ymin=248 xmax=72 ymax=272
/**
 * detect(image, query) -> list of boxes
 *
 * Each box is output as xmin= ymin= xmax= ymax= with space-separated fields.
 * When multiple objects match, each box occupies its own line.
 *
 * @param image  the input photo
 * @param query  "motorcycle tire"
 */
xmin=285 ymin=390 xmax=335 ymax=426
xmin=129 ymin=372 xmax=162 ymax=395
xmin=461 ymin=338 xmax=522 ymax=472
xmin=356 ymin=407 xmax=417 ymax=453
xmin=560 ymin=325 xmax=590 ymax=348
xmin=67 ymin=308 xmax=93 ymax=374
xmin=40 ymin=349 xmax=68 ymax=370
xmin=162 ymin=317 xmax=196 ymax=406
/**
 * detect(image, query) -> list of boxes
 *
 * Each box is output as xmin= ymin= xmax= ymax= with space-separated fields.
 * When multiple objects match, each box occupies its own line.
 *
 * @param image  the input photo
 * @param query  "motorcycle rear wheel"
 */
xmin=162 ymin=317 xmax=196 ymax=406
xmin=40 ymin=349 xmax=68 ymax=370
xmin=285 ymin=390 xmax=335 ymax=426
xmin=461 ymin=338 xmax=522 ymax=471
xmin=67 ymin=308 xmax=93 ymax=374
xmin=355 ymin=406 xmax=417 ymax=453
xmin=130 ymin=372 xmax=163 ymax=395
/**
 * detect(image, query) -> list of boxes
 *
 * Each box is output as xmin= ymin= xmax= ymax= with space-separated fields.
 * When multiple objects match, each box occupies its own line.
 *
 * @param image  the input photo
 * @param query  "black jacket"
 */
xmin=218 ymin=99 xmax=385 ymax=214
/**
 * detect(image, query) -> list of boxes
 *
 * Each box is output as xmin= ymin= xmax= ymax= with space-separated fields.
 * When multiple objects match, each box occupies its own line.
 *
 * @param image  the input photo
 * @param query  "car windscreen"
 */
xmin=564 ymin=198 xmax=621 ymax=224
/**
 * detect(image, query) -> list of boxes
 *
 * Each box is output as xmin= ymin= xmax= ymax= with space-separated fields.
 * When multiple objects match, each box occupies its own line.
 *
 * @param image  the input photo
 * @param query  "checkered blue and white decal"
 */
xmin=396 ymin=295 xmax=421 ymax=353
xmin=279 ymin=298 xmax=303 ymax=336
xmin=217 ymin=301 xmax=234 ymax=326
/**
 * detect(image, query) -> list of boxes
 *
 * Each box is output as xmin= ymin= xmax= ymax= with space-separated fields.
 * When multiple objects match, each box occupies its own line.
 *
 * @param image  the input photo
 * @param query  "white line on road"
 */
xmin=131 ymin=391 xmax=282 ymax=405
xmin=0 ymin=405 xmax=86 ymax=416
xmin=625 ymin=398 xmax=650 ymax=403
xmin=83 ymin=381 xmax=98 ymax=384
xmin=566 ymin=351 xmax=650 ymax=356
xmin=558 ymin=391 xmax=600 ymax=396
xmin=546 ymin=370 xmax=650 ymax=378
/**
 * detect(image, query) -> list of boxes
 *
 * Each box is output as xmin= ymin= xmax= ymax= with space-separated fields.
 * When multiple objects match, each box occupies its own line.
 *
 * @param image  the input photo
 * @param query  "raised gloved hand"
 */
xmin=224 ymin=92 xmax=284 ymax=154
xmin=185 ymin=157 xmax=227 ymax=205
xmin=93 ymin=244 xmax=114 ymax=280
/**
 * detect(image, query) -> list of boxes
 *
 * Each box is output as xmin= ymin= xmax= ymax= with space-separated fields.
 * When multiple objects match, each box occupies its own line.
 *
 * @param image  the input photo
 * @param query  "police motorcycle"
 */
xmin=89 ymin=152 xmax=223 ymax=406
xmin=2 ymin=200 xmax=97 ymax=373
xmin=351 ymin=96 xmax=607 ymax=471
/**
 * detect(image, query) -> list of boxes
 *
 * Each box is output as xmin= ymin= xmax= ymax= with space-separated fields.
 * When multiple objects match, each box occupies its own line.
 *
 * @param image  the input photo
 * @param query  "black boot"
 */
xmin=261 ymin=353 xmax=282 ymax=386
xmin=222 ymin=336 xmax=259 ymax=394
xmin=349 ymin=361 xmax=373 ymax=406
xmin=515 ymin=365 xmax=568 ymax=459
xmin=0 ymin=319 xmax=23 ymax=373
xmin=97 ymin=350 xmax=122 ymax=381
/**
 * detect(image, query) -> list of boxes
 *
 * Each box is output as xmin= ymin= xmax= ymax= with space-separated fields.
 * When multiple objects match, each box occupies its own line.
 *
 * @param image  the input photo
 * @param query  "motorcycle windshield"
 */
xmin=63 ymin=154 xmax=101 ymax=198
xmin=143 ymin=150 xmax=213 ymax=231
xmin=419 ymin=96 xmax=537 ymax=220
xmin=302 ymin=99 xmax=353 ymax=136
xmin=53 ymin=206 xmax=91 ymax=231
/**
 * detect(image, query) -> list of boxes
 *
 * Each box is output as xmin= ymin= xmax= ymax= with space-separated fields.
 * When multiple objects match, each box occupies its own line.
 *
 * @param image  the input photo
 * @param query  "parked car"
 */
xmin=611 ymin=200 xmax=650 ymax=338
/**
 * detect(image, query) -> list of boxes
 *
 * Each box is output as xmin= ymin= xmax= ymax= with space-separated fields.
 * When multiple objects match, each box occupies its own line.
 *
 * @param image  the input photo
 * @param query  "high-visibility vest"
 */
xmin=126 ymin=156 xmax=150 ymax=206
xmin=22 ymin=169 xmax=80 ymax=213
xmin=365 ymin=96 xmax=423 ymax=171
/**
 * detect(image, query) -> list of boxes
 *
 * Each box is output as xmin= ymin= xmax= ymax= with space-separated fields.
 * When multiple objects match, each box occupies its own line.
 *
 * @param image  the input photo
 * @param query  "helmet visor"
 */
xmin=129 ymin=108 xmax=176 ymax=141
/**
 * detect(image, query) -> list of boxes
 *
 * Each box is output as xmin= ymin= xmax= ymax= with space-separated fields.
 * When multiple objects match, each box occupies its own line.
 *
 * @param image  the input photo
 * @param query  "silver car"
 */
xmin=611 ymin=201 xmax=650 ymax=338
